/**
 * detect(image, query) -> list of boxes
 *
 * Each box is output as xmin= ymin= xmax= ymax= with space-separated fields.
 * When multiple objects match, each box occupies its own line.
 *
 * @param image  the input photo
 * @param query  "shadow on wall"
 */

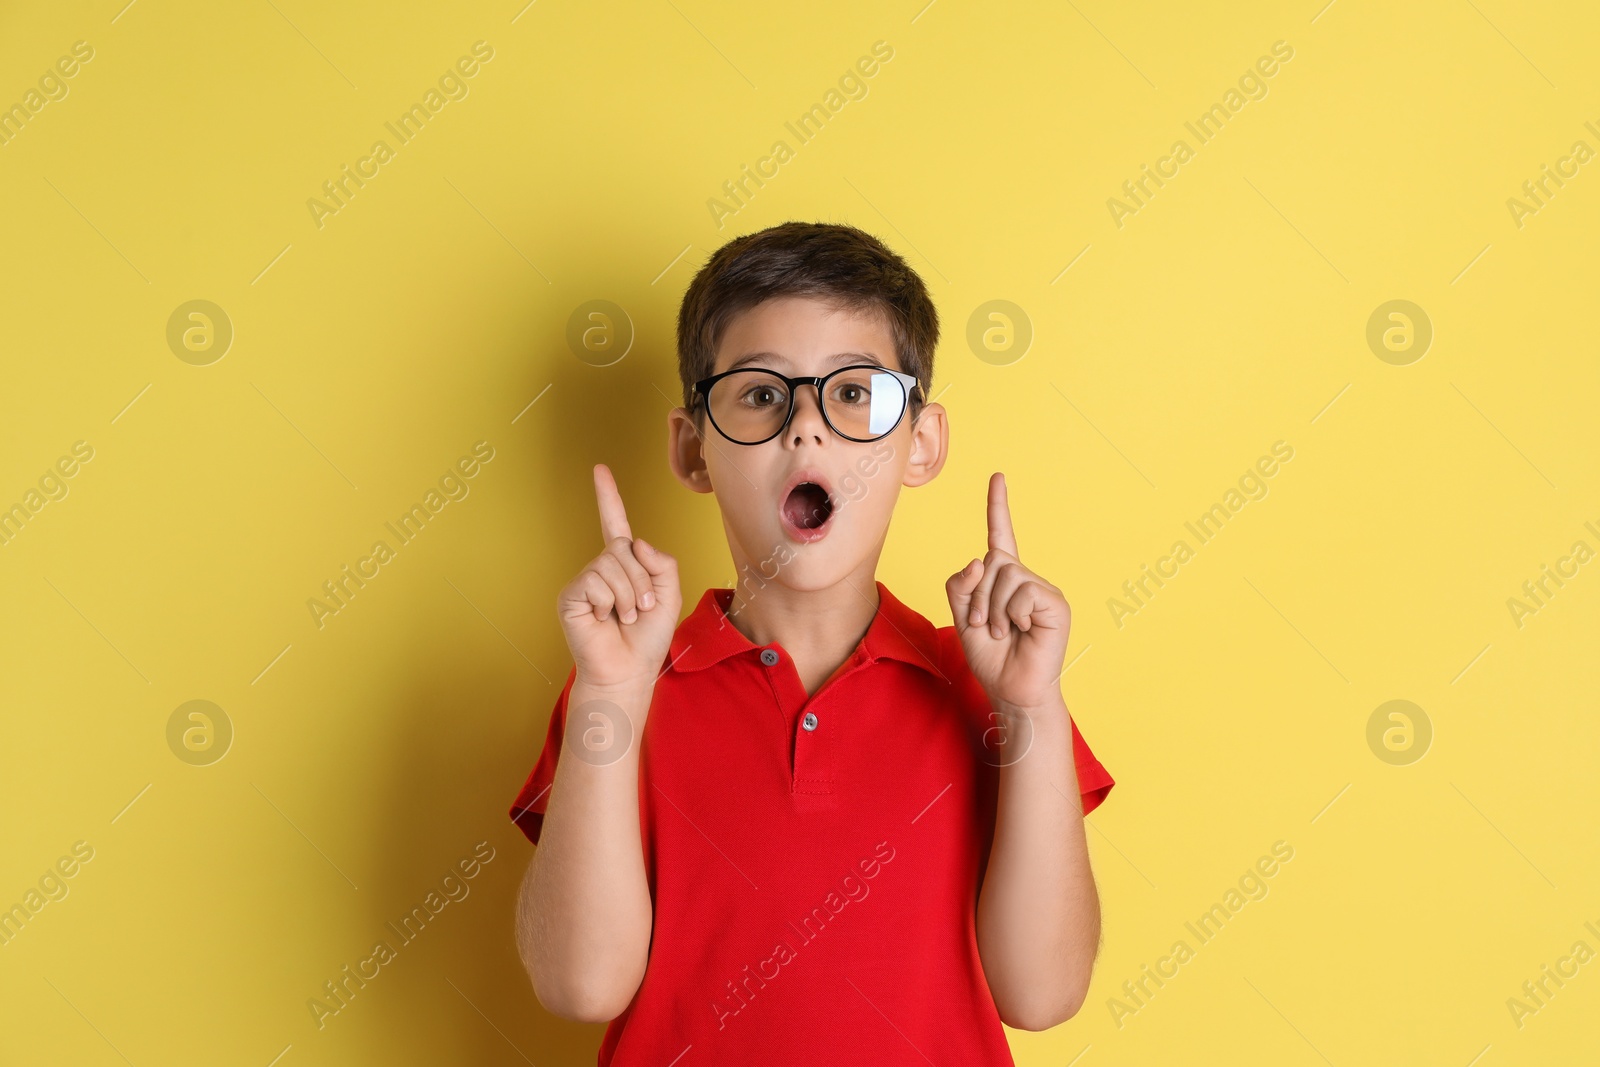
xmin=358 ymin=289 xmax=722 ymax=1063
xmin=366 ymin=653 xmax=609 ymax=1065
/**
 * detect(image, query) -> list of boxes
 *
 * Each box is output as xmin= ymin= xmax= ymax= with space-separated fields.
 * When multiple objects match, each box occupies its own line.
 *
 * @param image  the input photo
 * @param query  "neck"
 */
xmin=723 ymin=561 xmax=882 ymax=692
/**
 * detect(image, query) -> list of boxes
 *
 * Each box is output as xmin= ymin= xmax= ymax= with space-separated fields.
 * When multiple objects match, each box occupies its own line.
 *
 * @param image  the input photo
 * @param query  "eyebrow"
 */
xmin=725 ymin=351 xmax=888 ymax=372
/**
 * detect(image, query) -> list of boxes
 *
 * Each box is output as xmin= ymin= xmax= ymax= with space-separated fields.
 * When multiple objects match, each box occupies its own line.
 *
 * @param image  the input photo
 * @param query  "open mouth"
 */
xmin=779 ymin=475 xmax=835 ymax=542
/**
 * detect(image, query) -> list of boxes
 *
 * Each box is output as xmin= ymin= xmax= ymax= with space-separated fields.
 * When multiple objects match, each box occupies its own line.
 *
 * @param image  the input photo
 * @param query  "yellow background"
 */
xmin=2 ymin=0 xmax=1596 ymax=1063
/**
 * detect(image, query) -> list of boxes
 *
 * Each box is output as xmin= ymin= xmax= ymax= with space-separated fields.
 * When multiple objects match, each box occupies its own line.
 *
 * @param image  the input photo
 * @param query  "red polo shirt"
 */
xmin=508 ymin=581 xmax=1114 ymax=1065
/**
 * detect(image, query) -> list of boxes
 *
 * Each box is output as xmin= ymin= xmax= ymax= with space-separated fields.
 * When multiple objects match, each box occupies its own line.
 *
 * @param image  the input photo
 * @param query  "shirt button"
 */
xmin=802 ymin=712 xmax=818 ymax=731
xmin=760 ymin=648 xmax=780 ymax=666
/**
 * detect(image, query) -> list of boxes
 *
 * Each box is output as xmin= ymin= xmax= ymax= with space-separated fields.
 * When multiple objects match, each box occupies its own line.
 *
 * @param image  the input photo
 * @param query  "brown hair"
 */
xmin=675 ymin=221 xmax=938 ymax=425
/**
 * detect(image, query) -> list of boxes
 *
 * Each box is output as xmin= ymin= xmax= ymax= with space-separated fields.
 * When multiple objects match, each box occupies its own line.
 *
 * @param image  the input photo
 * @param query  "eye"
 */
xmin=739 ymin=382 xmax=786 ymax=408
xmin=829 ymin=372 xmax=876 ymax=406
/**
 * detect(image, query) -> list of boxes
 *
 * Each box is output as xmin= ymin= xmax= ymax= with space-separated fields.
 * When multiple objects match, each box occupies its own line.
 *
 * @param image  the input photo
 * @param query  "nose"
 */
xmin=786 ymin=382 xmax=830 ymax=444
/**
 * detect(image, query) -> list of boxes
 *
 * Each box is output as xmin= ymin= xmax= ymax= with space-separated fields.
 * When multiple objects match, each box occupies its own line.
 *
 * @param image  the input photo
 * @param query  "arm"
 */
xmin=946 ymin=472 xmax=1102 ymax=1032
xmin=515 ymin=676 xmax=655 ymax=1022
xmin=514 ymin=463 xmax=680 ymax=1022
xmin=974 ymin=693 xmax=1100 ymax=1031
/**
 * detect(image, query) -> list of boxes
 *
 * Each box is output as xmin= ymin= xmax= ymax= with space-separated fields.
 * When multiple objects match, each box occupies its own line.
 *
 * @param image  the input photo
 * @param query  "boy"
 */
xmin=508 ymin=221 xmax=1114 ymax=1064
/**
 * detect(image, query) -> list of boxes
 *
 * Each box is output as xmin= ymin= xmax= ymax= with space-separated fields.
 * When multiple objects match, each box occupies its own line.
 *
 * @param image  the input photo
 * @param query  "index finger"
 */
xmin=987 ymin=472 xmax=1019 ymax=558
xmin=593 ymin=463 xmax=634 ymax=543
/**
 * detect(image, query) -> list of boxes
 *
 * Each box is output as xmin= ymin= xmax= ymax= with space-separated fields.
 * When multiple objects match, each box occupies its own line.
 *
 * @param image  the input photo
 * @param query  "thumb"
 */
xmin=633 ymin=538 xmax=679 ymax=598
xmin=946 ymin=558 xmax=983 ymax=633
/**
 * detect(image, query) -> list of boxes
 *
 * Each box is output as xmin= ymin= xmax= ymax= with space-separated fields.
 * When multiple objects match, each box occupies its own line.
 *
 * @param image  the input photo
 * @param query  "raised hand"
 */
xmin=557 ymin=463 xmax=682 ymax=692
xmin=945 ymin=472 xmax=1072 ymax=711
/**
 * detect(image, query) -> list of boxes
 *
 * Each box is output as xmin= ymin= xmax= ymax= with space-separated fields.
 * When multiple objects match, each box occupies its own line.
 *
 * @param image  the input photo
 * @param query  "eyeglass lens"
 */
xmin=706 ymin=368 xmax=908 ymax=443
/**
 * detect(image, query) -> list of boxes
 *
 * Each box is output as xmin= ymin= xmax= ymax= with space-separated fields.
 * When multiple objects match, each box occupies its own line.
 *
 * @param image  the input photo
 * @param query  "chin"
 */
xmin=773 ymin=560 xmax=853 ymax=593
xmin=731 ymin=531 xmax=862 ymax=594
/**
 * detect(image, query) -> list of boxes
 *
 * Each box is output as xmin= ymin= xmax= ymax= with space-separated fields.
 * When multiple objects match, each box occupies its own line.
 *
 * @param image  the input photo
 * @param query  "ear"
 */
xmin=902 ymin=402 xmax=948 ymax=488
xmin=667 ymin=406 xmax=715 ymax=494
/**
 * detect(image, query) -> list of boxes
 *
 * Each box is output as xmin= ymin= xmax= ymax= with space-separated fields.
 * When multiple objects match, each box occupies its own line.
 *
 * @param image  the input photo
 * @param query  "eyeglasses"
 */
xmin=691 ymin=364 xmax=923 ymax=446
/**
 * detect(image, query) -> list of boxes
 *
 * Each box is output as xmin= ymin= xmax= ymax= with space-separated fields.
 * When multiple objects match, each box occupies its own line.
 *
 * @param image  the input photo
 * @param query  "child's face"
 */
xmin=668 ymin=295 xmax=948 ymax=593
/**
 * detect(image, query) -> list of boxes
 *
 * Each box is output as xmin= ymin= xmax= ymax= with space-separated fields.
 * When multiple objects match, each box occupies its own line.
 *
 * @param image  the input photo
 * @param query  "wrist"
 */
xmin=989 ymin=689 xmax=1067 ymax=723
xmin=565 ymin=675 xmax=655 ymax=769
xmin=572 ymin=672 xmax=657 ymax=712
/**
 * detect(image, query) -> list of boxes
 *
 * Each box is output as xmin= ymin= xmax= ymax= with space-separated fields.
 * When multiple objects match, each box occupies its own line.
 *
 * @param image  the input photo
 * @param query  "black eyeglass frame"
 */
xmin=690 ymin=364 xmax=924 ymax=446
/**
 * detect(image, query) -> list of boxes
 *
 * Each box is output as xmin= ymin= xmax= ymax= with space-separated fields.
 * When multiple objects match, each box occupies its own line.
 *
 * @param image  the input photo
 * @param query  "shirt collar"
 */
xmin=667 ymin=580 xmax=946 ymax=682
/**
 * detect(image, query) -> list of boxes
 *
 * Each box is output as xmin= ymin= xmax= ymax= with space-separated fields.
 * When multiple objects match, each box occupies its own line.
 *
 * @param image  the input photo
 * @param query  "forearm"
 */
xmin=517 ymin=676 xmax=654 ymax=1021
xmin=975 ymin=694 xmax=1100 ymax=1031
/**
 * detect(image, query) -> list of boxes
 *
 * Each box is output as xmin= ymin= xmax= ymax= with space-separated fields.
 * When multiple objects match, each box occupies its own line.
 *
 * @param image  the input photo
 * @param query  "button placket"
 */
xmin=792 ymin=696 xmax=833 ymax=799
xmin=757 ymin=643 xmax=835 ymax=799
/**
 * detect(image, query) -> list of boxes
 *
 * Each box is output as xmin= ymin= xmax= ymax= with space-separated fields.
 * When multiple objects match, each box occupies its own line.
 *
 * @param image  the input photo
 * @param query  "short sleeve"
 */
xmin=507 ymin=665 xmax=578 ymax=845
xmin=1069 ymin=716 xmax=1114 ymax=816
xmin=935 ymin=623 xmax=1116 ymax=817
